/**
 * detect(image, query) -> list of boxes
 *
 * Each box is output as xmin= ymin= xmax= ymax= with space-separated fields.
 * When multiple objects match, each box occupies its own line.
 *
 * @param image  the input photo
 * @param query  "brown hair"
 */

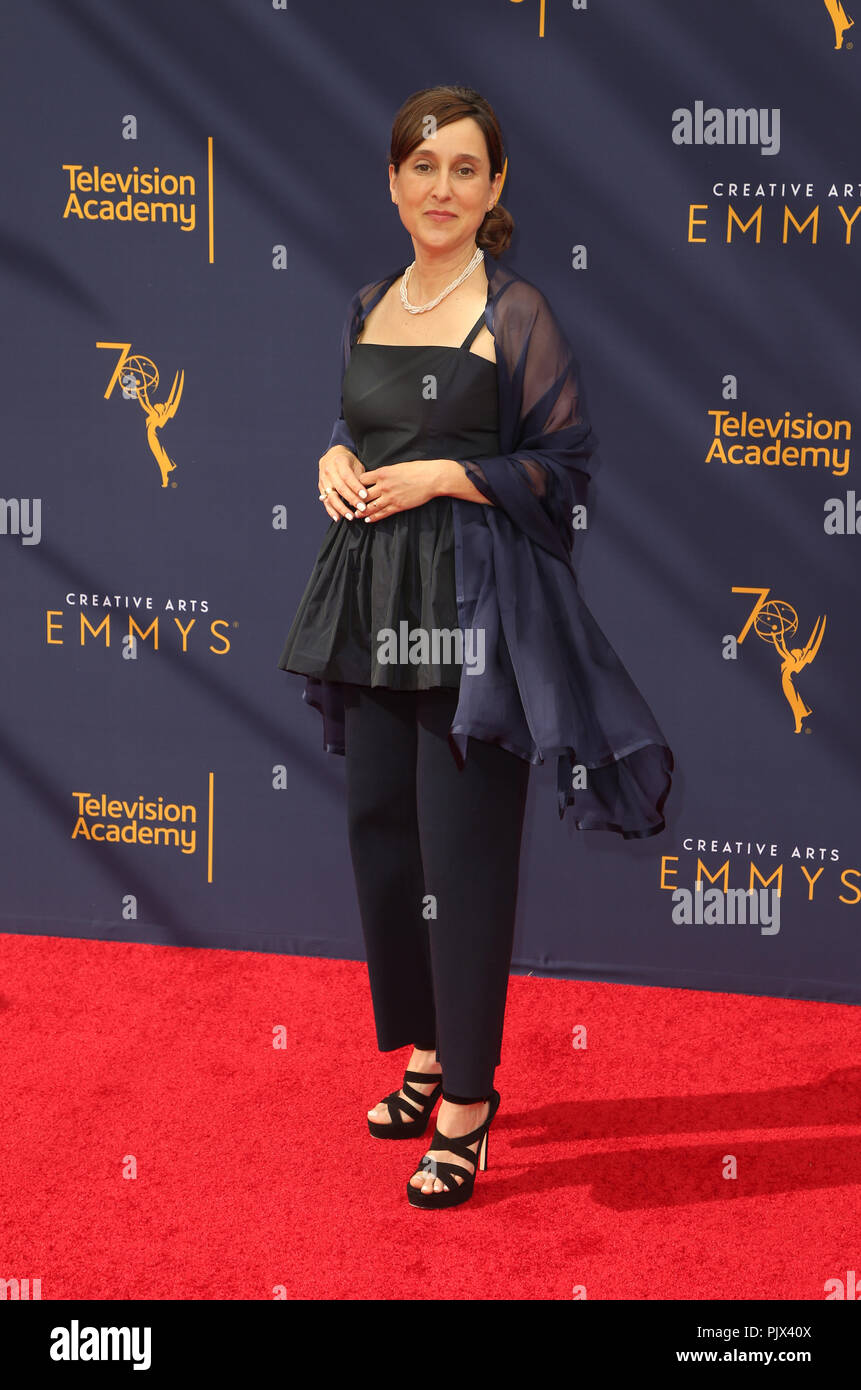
xmin=389 ymin=85 xmax=513 ymax=259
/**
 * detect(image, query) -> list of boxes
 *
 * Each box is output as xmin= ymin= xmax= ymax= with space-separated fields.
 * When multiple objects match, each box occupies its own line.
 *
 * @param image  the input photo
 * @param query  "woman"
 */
xmin=277 ymin=85 xmax=673 ymax=1210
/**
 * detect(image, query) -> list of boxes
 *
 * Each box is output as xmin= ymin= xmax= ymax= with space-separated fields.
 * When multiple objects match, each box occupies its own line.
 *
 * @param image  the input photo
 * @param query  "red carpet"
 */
xmin=0 ymin=931 xmax=857 ymax=1300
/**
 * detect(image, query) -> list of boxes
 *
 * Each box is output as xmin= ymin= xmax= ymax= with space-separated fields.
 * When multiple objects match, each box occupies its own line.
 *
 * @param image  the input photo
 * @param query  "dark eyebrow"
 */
xmin=411 ymin=148 xmax=483 ymax=162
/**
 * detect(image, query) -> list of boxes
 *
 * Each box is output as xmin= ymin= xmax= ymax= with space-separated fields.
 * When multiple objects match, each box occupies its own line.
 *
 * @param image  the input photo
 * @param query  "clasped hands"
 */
xmin=318 ymin=445 xmax=446 ymax=524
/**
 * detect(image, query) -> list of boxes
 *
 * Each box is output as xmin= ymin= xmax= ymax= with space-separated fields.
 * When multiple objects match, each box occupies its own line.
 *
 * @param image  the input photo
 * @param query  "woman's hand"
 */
xmin=358 ymin=459 xmax=443 ymax=522
xmin=317 ymin=445 xmax=368 ymax=522
xmin=359 ymin=458 xmax=494 ymax=521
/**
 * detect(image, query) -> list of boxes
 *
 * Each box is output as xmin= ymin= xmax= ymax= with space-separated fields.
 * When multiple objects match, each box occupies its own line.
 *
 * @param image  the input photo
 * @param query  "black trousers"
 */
xmin=342 ymin=683 xmax=531 ymax=1103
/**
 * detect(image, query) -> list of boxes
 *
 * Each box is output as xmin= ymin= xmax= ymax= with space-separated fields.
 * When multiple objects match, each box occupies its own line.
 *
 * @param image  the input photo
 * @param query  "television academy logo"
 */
xmin=59 ymin=136 xmax=216 ymax=263
xmin=98 ymin=341 xmax=184 ymax=488
xmin=70 ymin=778 xmax=217 ymax=883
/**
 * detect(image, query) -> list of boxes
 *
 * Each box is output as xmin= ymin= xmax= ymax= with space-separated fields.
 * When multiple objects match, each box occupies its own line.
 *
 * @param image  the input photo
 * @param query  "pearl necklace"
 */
xmin=400 ymin=246 xmax=485 ymax=314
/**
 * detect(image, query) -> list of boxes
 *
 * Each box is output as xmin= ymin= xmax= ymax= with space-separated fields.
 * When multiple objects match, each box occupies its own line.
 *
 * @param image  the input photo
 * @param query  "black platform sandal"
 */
xmin=367 ymin=1068 xmax=443 ymax=1139
xmin=407 ymin=1089 xmax=501 ymax=1209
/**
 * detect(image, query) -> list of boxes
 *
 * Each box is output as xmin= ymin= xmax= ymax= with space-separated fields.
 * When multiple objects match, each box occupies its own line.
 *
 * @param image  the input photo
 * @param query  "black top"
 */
xmin=277 ymin=304 xmax=500 ymax=690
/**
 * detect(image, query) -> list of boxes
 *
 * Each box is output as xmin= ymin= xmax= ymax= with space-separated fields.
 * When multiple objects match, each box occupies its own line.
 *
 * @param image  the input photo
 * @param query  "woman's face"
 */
xmin=389 ymin=116 xmax=502 ymax=257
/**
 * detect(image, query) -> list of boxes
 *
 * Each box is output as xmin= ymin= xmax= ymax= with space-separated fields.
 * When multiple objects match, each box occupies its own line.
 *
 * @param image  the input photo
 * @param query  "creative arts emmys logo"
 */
xmin=97 ymin=342 xmax=184 ymax=488
xmin=731 ymin=588 xmax=827 ymax=734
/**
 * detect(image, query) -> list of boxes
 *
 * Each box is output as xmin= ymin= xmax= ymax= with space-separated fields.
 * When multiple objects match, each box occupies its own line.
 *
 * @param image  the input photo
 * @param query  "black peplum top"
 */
xmin=277 ymin=304 xmax=500 ymax=690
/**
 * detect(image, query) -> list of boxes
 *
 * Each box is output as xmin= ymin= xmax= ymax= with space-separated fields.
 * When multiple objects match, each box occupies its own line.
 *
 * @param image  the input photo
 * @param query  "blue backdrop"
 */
xmin=2 ymin=0 xmax=859 ymax=1002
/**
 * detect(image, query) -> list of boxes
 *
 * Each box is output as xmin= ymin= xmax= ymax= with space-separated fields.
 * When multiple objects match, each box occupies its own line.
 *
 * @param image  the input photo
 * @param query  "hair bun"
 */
xmin=477 ymin=201 xmax=514 ymax=258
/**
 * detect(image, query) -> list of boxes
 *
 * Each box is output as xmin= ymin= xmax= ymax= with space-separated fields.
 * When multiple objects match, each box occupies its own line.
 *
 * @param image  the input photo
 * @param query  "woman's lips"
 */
xmin=425 ymin=211 xmax=455 ymax=220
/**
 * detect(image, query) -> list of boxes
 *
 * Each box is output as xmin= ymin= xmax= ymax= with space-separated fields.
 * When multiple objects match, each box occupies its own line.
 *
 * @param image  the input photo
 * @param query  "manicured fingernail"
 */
xmin=359 ymin=488 xmax=367 ymax=498
xmin=357 ymin=501 xmax=366 ymax=511
xmin=346 ymin=511 xmax=353 ymax=519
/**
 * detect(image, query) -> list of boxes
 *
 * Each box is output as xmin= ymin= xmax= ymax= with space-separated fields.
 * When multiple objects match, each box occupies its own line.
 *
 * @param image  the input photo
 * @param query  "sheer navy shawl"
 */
xmin=299 ymin=257 xmax=673 ymax=839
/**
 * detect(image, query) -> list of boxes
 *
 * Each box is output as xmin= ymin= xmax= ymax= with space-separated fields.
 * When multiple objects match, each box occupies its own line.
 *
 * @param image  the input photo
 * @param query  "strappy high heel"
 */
xmin=407 ymin=1089 xmax=501 ymax=1209
xmin=367 ymin=1068 xmax=443 ymax=1139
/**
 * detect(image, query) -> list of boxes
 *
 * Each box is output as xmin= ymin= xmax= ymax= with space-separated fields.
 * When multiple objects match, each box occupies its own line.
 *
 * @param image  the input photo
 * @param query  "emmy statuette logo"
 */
xmin=733 ymin=588 xmax=827 ymax=734
xmin=98 ymin=342 xmax=185 ymax=488
xmin=823 ymin=0 xmax=854 ymax=48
